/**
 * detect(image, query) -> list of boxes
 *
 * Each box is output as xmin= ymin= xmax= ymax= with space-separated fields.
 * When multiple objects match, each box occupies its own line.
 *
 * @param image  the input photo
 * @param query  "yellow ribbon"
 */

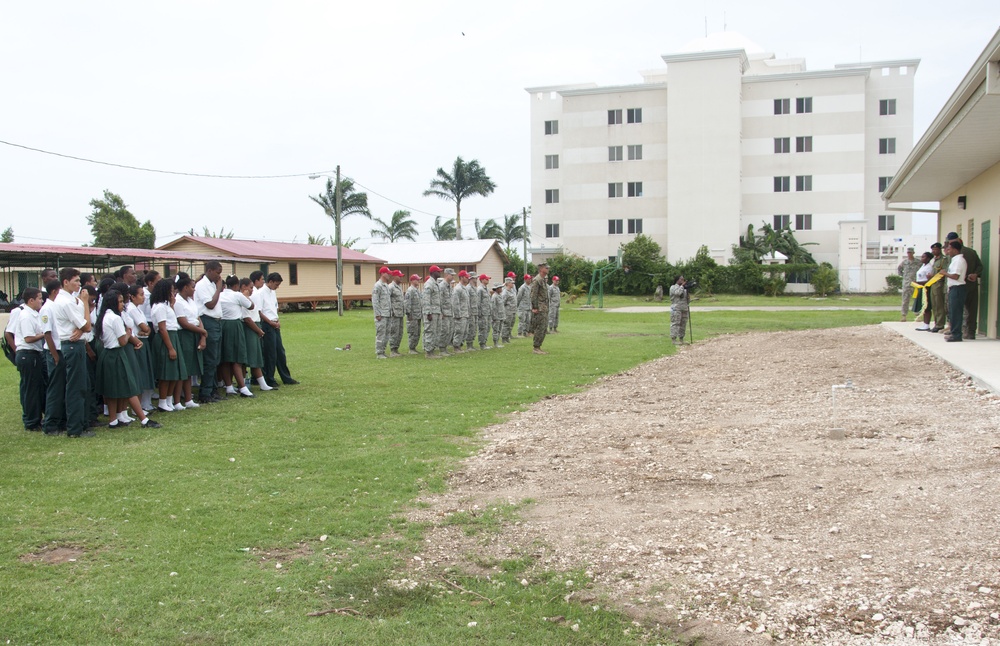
xmin=910 ymin=273 xmax=944 ymax=318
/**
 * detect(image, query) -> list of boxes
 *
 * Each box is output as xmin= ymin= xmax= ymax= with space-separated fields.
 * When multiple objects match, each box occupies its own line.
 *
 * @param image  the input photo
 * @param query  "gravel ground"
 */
xmin=409 ymin=326 xmax=1000 ymax=644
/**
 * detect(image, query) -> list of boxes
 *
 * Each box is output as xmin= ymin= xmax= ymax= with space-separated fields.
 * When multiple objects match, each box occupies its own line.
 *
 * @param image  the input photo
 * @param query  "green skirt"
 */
xmin=131 ymin=338 xmax=156 ymax=391
xmin=220 ymin=319 xmax=248 ymax=365
xmin=152 ymin=330 xmax=188 ymax=381
xmin=243 ymin=324 xmax=264 ymax=369
xmin=178 ymin=328 xmax=204 ymax=378
xmin=96 ymin=345 xmax=140 ymax=399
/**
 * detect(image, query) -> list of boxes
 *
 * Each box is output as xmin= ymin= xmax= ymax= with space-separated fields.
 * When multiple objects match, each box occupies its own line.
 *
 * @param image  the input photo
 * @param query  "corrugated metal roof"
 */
xmin=365 ymin=239 xmax=507 ymax=265
xmin=161 ymin=236 xmax=385 ymax=263
xmin=0 ymin=242 xmax=269 ymax=265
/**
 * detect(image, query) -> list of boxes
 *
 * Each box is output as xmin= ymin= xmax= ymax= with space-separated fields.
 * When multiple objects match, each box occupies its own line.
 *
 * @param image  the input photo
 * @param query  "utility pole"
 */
xmin=522 ymin=207 xmax=528 ymax=278
xmin=335 ymin=165 xmax=344 ymax=317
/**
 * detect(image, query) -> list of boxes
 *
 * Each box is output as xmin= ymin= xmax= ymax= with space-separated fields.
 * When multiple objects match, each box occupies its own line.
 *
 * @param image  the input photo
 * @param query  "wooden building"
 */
xmin=364 ymin=240 xmax=509 ymax=285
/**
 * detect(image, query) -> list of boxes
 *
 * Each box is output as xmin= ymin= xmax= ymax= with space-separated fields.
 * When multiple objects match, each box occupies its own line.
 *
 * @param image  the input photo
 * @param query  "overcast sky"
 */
xmin=1 ymin=1 xmax=995 ymax=249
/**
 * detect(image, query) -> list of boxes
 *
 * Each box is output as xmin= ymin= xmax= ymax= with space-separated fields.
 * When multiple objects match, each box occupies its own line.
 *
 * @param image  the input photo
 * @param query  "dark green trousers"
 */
xmin=43 ymin=350 xmax=66 ymax=432
xmin=16 ymin=350 xmax=44 ymax=429
xmin=61 ymin=340 xmax=89 ymax=436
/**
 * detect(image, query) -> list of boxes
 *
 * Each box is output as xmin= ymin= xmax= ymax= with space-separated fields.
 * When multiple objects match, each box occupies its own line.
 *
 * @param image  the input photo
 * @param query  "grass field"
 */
xmin=568 ymin=293 xmax=899 ymax=309
xmin=0 ymin=306 xmax=897 ymax=644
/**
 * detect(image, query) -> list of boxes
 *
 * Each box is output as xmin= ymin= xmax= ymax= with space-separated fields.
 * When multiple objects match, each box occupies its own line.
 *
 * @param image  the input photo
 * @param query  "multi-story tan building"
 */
xmin=527 ymin=34 xmax=918 ymax=270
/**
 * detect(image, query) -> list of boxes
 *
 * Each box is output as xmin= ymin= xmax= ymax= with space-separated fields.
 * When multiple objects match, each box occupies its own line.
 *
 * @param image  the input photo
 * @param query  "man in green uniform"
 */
xmin=529 ymin=262 xmax=550 ymax=355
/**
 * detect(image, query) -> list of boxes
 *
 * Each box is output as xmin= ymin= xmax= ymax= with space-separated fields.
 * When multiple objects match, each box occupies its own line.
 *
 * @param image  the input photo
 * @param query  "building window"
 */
xmin=795 ymin=175 xmax=812 ymax=192
xmin=627 ymin=218 xmax=643 ymax=234
xmin=608 ymin=146 xmax=623 ymax=162
xmin=259 ymin=263 xmax=269 ymax=276
xmin=608 ymin=219 xmax=623 ymax=234
xmin=795 ymin=214 xmax=812 ymax=230
xmin=545 ymin=154 xmax=559 ymax=169
xmin=796 ymin=136 xmax=813 ymax=152
xmin=878 ymin=176 xmax=893 ymax=192
xmin=774 ymin=137 xmax=790 ymax=153
xmin=627 ymin=108 xmax=642 ymax=123
xmin=608 ymin=109 xmax=622 ymax=125
xmin=545 ymin=223 xmax=560 ymax=238
xmin=627 ymin=181 xmax=643 ymax=197
xmin=608 ymin=256 xmax=617 ymax=264
xmin=796 ymin=97 xmax=813 ymax=113
xmin=627 ymin=144 xmax=642 ymax=160
xmin=774 ymin=176 xmax=790 ymax=192
xmin=774 ymin=214 xmax=790 ymax=229
xmin=545 ymin=189 xmax=559 ymax=204
xmin=288 ymin=262 xmax=298 ymax=286
xmin=774 ymin=98 xmax=790 ymax=115
xmin=544 ymin=120 xmax=558 ymax=135
xmin=879 ymin=99 xmax=897 ymax=116
xmin=608 ymin=182 xmax=623 ymax=198
xmin=878 ymin=214 xmax=895 ymax=231
xmin=354 ymin=264 xmax=361 ymax=285
xmin=879 ymin=138 xmax=896 ymax=154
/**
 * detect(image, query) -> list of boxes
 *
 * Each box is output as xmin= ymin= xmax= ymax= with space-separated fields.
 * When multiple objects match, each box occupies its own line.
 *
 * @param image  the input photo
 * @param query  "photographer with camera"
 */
xmin=669 ymin=274 xmax=693 ymax=345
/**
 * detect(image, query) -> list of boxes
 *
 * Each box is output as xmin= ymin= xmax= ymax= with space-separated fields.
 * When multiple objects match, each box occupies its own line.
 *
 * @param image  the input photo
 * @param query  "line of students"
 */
xmin=6 ymin=262 xmax=298 ymax=438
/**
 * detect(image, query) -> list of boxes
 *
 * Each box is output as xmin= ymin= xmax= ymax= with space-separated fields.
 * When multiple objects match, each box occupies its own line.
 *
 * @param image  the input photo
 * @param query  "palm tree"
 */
xmin=306 ymin=233 xmax=329 ymax=245
xmin=423 ymin=157 xmax=496 ymax=240
xmin=500 ymin=213 xmax=529 ymax=248
xmin=370 ymin=210 xmax=418 ymax=243
xmin=309 ymin=178 xmax=372 ymax=248
xmin=431 ymin=216 xmax=457 ymax=241
xmin=474 ymin=218 xmax=503 ymax=240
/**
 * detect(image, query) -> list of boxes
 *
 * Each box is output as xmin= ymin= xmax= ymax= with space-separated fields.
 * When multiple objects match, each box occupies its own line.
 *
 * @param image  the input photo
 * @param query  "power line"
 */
xmin=0 ymin=138 xmax=335 ymax=179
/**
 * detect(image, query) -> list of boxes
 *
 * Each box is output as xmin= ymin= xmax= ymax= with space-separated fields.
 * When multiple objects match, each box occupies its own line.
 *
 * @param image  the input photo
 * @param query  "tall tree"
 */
xmin=309 ymin=178 xmax=372 ymax=224
xmin=87 ymin=190 xmax=156 ymax=248
xmin=370 ymin=210 xmax=418 ymax=243
xmin=474 ymin=217 xmax=503 ymax=240
xmin=500 ymin=212 xmax=529 ymax=248
xmin=423 ymin=156 xmax=496 ymax=240
xmin=431 ymin=216 xmax=456 ymax=241
xmin=0 ymin=227 xmax=13 ymax=243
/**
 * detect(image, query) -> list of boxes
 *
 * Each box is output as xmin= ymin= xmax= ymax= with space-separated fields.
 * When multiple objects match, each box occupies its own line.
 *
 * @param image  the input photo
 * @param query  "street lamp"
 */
xmin=309 ymin=166 xmax=344 ymax=316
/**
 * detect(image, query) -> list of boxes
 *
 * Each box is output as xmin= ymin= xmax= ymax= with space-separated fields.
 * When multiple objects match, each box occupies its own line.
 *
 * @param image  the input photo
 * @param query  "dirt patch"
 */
xmin=20 ymin=545 xmax=85 ymax=564
xmin=253 ymin=542 xmax=312 ymax=568
xmin=410 ymin=326 xmax=1000 ymax=644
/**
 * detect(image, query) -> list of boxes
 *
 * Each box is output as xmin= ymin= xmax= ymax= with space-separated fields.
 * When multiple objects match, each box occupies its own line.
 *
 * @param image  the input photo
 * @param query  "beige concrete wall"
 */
xmin=940 ymin=160 xmax=1000 ymax=338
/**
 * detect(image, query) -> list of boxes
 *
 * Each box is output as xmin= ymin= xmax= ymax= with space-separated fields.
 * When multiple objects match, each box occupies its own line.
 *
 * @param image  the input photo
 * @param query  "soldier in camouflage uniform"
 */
xmin=516 ymin=274 xmax=532 ymax=337
xmin=439 ymin=269 xmax=455 ymax=355
xmin=548 ymin=275 xmax=562 ymax=332
xmin=372 ymin=267 xmax=392 ymax=359
xmin=501 ymin=277 xmax=516 ymax=343
xmin=404 ymin=274 xmax=422 ymax=354
xmin=477 ymin=274 xmax=491 ymax=349
xmin=669 ymin=275 xmax=690 ymax=344
xmin=529 ymin=262 xmax=549 ymax=354
xmin=388 ymin=270 xmax=405 ymax=357
xmin=451 ymin=270 xmax=471 ymax=353
xmin=897 ymin=248 xmax=921 ymax=322
xmin=464 ymin=271 xmax=479 ymax=351
xmin=490 ymin=283 xmax=505 ymax=347
xmin=422 ymin=266 xmax=443 ymax=358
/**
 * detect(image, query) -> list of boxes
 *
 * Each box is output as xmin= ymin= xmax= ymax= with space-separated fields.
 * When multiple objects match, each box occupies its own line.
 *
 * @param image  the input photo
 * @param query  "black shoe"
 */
xmin=70 ymin=431 xmax=97 ymax=438
xmin=141 ymin=419 xmax=163 ymax=429
xmin=945 ymin=336 xmax=962 ymax=342
xmin=282 ymin=378 xmax=300 ymax=385
xmin=26 ymin=426 xmax=42 ymax=432
xmin=265 ymin=381 xmax=280 ymax=389
xmin=44 ymin=429 xmax=65 ymax=436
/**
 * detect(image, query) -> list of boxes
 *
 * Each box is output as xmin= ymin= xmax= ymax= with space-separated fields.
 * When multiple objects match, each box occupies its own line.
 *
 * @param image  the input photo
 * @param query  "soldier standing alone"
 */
xmin=529 ymin=262 xmax=550 ymax=355
xmin=669 ymin=275 xmax=690 ymax=345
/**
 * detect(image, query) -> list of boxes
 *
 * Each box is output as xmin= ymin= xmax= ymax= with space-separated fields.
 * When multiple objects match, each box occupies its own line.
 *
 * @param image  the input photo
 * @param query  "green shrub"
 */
xmin=810 ymin=263 xmax=840 ymax=296
xmin=884 ymin=274 xmax=903 ymax=294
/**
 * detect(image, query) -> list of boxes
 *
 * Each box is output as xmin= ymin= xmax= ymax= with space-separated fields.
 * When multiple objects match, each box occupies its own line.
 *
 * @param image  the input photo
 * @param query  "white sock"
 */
xmin=103 ymin=404 xmax=109 ymax=416
xmin=226 ymin=385 xmax=237 ymax=394
xmin=239 ymin=386 xmax=253 ymax=396
xmin=257 ymin=377 xmax=273 ymax=391
xmin=184 ymin=399 xmax=200 ymax=409
xmin=117 ymin=411 xmax=130 ymax=423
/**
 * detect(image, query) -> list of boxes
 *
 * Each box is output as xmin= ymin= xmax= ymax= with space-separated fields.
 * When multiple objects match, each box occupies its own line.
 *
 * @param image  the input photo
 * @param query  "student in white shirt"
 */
xmin=150 ymin=278 xmax=187 ymax=412
xmin=51 ymin=268 xmax=93 ymax=438
xmin=40 ymin=280 xmax=66 ymax=434
xmin=218 ymin=275 xmax=254 ymax=397
xmin=14 ymin=288 xmax=45 ymax=431
xmin=240 ymin=277 xmax=272 ymax=391
xmin=126 ymin=284 xmax=157 ymax=411
xmin=174 ymin=276 xmax=207 ymax=409
xmin=257 ymin=272 xmax=298 ymax=388
xmin=942 ymin=240 xmax=968 ymax=343
xmin=194 ymin=261 xmax=225 ymax=403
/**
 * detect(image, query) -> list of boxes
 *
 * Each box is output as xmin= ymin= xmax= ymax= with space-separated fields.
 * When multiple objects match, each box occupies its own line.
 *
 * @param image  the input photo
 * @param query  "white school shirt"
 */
xmin=4 ymin=305 xmax=21 ymax=335
xmin=915 ymin=262 xmax=934 ymax=283
xmin=123 ymin=303 xmax=145 ymax=337
xmin=173 ymin=295 xmax=199 ymax=326
xmin=219 ymin=289 xmax=252 ymax=320
xmin=39 ymin=299 xmax=60 ymax=351
xmin=242 ymin=292 xmax=260 ymax=322
xmin=151 ymin=301 xmax=180 ymax=331
xmin=947 ymin=254 xmax=968 ymax=288
xmin=257 ymin=285 xmax=279 ymax=322
xmin=100 ymin=310 xmax=127 ymax=350
xmin=139 ymin=286 xmax=153 ymax=322
xmin=14 ymin=307 xmax=44 ymax=352
xmin=52 ymin=289 xmax=88 ymax=342
xmin=194 ymin=275 xmax=222 ymax=319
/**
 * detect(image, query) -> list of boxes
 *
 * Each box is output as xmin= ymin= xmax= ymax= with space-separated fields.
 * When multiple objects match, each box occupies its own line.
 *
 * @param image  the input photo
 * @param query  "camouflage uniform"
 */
xmin=669 ymin=282 xmax=689 ymax=343
xmin=421 ymin=276 xmax=442 ymax=356
xmin=477 ymin=280 xmax=491 ymax=349
xmin=516 ymin=281 xmax=531 ymax=336
xmin=372 ymin=277 xmax=391 ymax=358
xmin=439 ymin=276 xmax=454 ymax=353
xmin=404 ymin=281 xmax=422 ymax=353
xmin=465 ymin=282 xmax=479 ymax=350
xmin=529 ymin=274 xmax=549 ymax=350
xmin=388 ymin=279 xmax=404 ymax=355
xmin=501 ymin=282 xmax=516 ymax=343
xmin=930 ymin=251 xmax=948 ymax=331
xmin=451 ymin=280 xmax=470 ymax=352
xmin=490 ymin=287 xmax=505 ymax=347
xmin=897 ymin=256 xmax=921 ymax=320
xmin=548 ymin=283 xmax=561 ymax=331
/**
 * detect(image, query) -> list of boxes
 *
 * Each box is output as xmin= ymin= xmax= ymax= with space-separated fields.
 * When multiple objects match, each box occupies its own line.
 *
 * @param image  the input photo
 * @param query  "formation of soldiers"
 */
xmin=371 ymin=264 xmax=563 ymax=359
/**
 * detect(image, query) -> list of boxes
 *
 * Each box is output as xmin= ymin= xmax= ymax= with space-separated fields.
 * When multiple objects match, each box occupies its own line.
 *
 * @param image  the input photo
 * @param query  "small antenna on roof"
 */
xmin=723 ymin=11 xmax=727 ymax=31
xmin=704 ymin=16 xmax=707 ymax=37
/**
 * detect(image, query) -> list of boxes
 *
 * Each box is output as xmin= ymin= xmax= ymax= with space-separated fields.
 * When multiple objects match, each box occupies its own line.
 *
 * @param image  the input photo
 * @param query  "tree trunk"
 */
xmin=454 ymin=202 xmax=462 ymax=240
